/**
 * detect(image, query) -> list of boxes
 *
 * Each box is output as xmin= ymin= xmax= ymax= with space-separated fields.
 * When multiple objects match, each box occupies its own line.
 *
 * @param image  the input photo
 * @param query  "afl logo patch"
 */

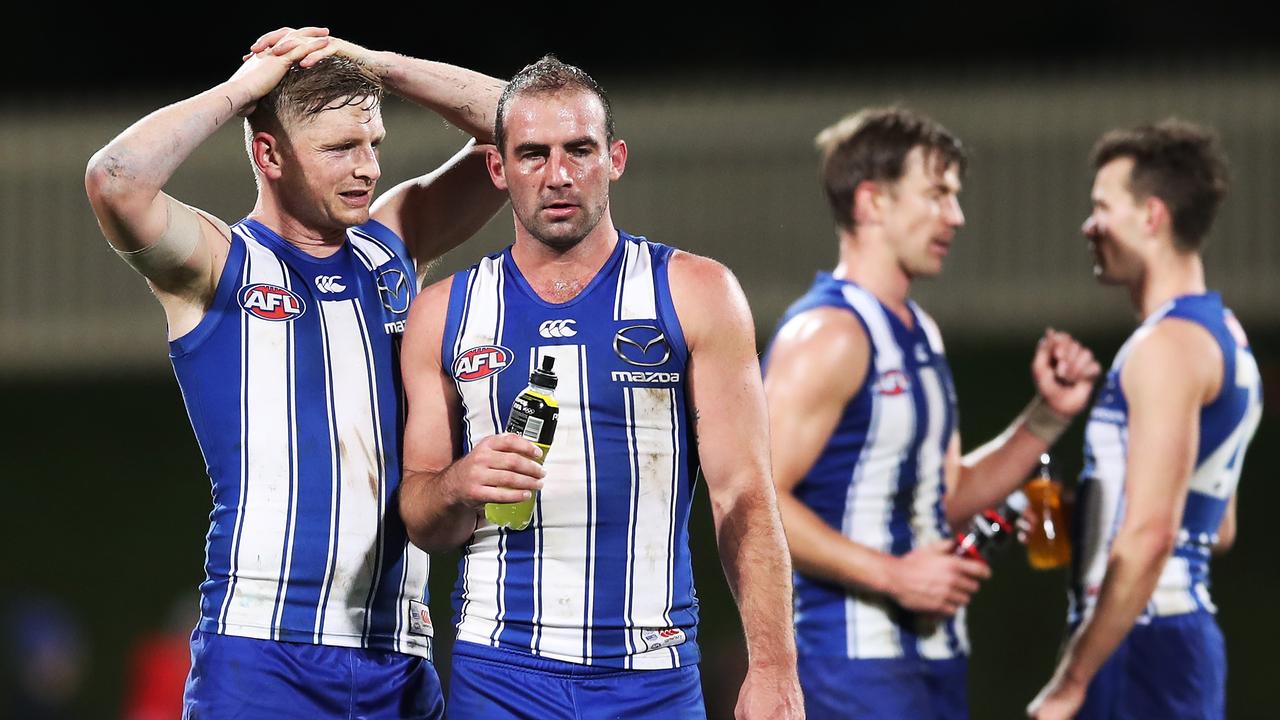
xmin=454 ymin=345 xmax=514 ymax=382
xmin=873 ymin=369 xmax=910 ymax=396
xmin=239 ymin=284 xmax=306 ymax=322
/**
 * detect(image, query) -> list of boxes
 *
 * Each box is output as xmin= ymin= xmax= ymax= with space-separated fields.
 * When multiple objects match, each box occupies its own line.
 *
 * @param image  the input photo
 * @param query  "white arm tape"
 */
xmin=1022 ymin=395 xmax=1072 ymax=445
xmin=112 ymin=196 xmax=202 ymax=278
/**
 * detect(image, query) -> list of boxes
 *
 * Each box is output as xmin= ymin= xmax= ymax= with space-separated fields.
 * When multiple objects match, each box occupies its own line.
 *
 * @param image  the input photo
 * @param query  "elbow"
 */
xmin=85 ymin=148 xmax=137 ymax=212
xmin=1118 ymin=521 xmax=1178 ymax=565
xmin=85 ymin=148 xmax=117 ymax=201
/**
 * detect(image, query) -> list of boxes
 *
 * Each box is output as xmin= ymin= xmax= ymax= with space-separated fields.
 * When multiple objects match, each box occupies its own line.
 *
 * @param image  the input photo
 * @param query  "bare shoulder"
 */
xmin=664 ymin=250 xmax=752 ymax=345
xmin=766 ymin=306 xmax=869 ymax=399
xmin=1123 ymin=317 xmax=1222 ymax=404
xmin=403 ymin=274 xmax=457 ymax=365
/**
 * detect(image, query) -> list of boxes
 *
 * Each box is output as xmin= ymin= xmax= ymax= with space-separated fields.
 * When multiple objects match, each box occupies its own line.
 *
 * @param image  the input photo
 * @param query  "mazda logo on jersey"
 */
xmin=453 ymin=345 xmax=514 ymax=381
xmin=239 ymin=284 xmax=306 ymax=322
xmin=377 ymin=268 xmax=411 ymax=314
xmin=613 ymin=325 xmax=670 ymax=367
xmin=539 ymin=319 xmax=578 ymax=338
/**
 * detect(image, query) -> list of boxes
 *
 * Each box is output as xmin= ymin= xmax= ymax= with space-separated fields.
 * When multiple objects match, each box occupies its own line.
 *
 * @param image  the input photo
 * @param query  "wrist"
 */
xmin=1022 ymin=395 xmax=1072 ymax=444
xmin=871 ymin=552 xmax=900 ymax=598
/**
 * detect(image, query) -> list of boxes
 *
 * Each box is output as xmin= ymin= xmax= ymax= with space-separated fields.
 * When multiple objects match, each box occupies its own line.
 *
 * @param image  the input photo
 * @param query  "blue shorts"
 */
xmin=798 ymin=654 xmax=968 ymax=720
xmin=182 ymin=629 xmax=443 ymax=719
xmin=1076 ymin=611 xmax=1225 ymax=720
xmin=447 ymin=641 xmax=705 ymax=719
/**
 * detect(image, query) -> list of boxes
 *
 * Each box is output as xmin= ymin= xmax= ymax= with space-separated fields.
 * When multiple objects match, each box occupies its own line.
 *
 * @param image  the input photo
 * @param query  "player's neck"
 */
xmin=248 ymin=197 xmax=346 ymax=259
xmin=834 ymin=230 xmax=914 ymax=326
xmin=1133 ymin=249 xmax=1206 ymax=319
xmin=512 ymin=215 xmax=620 ymax=303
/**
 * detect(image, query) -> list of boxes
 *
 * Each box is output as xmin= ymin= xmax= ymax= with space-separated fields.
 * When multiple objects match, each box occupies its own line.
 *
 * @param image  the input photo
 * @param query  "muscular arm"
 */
xmin=255 ymin=31 xmax=509 ymax=263
xmin=85 ymin=29 xmax=329 ymax=336
xmin=399 ymin=279 xmax=544 ymax=553
xmin=362 ymin=51 xmax=508 ymax=262
xmin=943 ymin=329 xmax=1099 ymax=529
xmin=669 ymin=253 xmax=800 ymax=719
xmin=765 ymin=308 xmax=989 ymax=616
xmin=1029 ymin=320 xmax=1220 ymax=718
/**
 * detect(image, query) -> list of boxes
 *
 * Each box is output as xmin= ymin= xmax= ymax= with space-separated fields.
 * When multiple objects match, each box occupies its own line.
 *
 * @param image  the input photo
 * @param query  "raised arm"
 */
xmin=943 ymin=329 xmax=1099 ymax=529
xmin=398 ymin=278 xmax=545 ymax=553
xmin=253 ymin=30 xmax=509 ymax=263
xmin=764 ymin=308 xmax=990 ymax=618
xmin=85 ymin=28 xmax=331 ymax=337
xmin=668 ymin=252 xmax=801 ymax=720
xmin=1028 ymin=319 xmax=1220 ymax=720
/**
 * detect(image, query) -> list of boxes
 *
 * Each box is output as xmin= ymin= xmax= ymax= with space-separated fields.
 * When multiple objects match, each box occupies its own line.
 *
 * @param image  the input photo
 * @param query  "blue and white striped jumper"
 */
xmin=443 ymin=231 xmax=700 ymax=669
xmin=1071 ymin=292 xmax=1262 ymax=624
xmin=766 ymin=273 xmax=965 ymax=661
xmin=171 ymin=217 xmax=431 ymax=658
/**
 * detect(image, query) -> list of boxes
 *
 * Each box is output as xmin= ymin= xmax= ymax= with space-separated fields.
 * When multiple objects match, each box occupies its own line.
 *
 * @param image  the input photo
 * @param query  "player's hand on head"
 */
xmin=228 ymin=29 xmax=331 ymax=115
xmin=1032 ymin=328 xmax=1101 ymax=417
xmin=245 ymin=26 xmax=329 ymax=58
xmin=246 ymin=29 xmax=373 ymax=71
xmin=443 ymin=433 xmax=546 ymax=510
xmin=888 ymin=540 xmax=991 ymax=616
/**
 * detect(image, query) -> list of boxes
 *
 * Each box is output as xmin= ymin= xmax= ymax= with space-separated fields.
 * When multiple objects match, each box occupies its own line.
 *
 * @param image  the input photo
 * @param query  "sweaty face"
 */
xmin=1084 ymin=157 xmax=1145 ymax=285
xmin=493 ymin=90 xmax=623 ymax=250
xmin=276 ymin=99 xmax=384 ymax=232
xmin=880 ymin=147 xmax=965 ymax=279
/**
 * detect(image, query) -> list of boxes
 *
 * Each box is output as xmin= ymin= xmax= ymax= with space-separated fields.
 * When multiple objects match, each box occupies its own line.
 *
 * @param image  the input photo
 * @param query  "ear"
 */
xmin=486 ymin=146 xmax=508 ymax=191
xmin=852 ymin=180 xmax=884 ymax=226
xmin=608 ymin=139 xmax=628 ymax=181
xmin=1142 ymin=195 xmax=1169 ymax=238
xmin=251 ymin=131 xmax=285 ymax=181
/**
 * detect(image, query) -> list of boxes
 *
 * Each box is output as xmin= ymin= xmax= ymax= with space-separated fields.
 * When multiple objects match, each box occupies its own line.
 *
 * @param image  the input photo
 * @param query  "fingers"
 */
xmin=249 ymin=27 xmax=294 ymax=54
xmin=956 ymin=557 xmax=993 ymax=581
xmin=483 ymin=433 xmax=545 ymax=461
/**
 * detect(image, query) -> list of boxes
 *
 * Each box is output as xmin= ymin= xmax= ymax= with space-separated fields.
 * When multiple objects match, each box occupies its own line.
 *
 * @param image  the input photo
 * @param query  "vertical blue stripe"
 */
xmin=268 ymin=269 xmax=299 ymax=639
xmin=888 ymin=326 xmax=928 ymax=660
xmin=277 ymin=295 xmax=335 ymax=638
xmin=313 ymin=303 xmax=345 ymax=641
xmin=217 ymin=253 xmax=255 ymax=633
xmin=578 ymin=344 xmax=597 ymax=663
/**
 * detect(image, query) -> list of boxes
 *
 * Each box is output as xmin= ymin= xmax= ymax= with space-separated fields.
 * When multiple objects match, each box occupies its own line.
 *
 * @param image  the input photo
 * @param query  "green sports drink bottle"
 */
xmin=485 ymin=356 xmax=558 ymax=531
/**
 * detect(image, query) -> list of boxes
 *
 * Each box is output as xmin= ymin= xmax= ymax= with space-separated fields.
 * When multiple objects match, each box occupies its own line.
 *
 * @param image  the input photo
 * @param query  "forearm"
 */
xmin=1055 ymin=527 xmax=1174 ymax=687
xmin=87 ymin=82 xmax=252 ymax=213
xmin=778 ymin=493 xmax=893 ymax=595
xmin=361 ymin=51 xmax=504 ymax=142
xmin=714 ymin=480 xmax=797 ymax=669
xmin=400 ymin=468 xmax=480 ymax=553
xmin=946 ymin=398 xmax=1064 ymax=528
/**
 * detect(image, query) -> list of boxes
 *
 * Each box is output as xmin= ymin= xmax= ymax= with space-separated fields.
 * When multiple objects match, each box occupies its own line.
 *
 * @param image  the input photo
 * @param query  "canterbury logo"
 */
xmin=315 ymin=275 xmax=347 ymax=293
xmin=539 ymin=319 xmax=578 ymax=338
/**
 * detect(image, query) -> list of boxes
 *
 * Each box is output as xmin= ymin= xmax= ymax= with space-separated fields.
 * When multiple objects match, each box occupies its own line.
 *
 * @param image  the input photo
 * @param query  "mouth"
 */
xmin=929 ymin=238 xmax=952 ymax=257
xmin=541 ymin=200 xmax=580 ymax=220
xmin=339 ymin=188 xmax=372 ymax=208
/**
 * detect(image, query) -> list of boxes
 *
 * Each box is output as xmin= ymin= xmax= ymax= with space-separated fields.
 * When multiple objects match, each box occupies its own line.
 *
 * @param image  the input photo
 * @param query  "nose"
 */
xmin=355 ymin=145 xmax=381 ymax=184
xmin=945 ymin=196 xmax=965 ymax=227
xmin=1082 ymin=215 xmax=1099 ymax=238
xmin=545 ymin=150 xmax=573 ymax=188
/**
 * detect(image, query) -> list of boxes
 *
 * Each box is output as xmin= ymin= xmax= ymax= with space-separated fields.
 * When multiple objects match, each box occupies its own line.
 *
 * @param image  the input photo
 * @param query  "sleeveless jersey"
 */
xmin=442 ymin=232 xmax=699 ymax=670
xmin=764 ymin=273 xmax=965 ymax=660
xmin=1072 ymin=292 xmax=1262 ymax=622
xmin=170 ymin=218 xmax=431 ymax=657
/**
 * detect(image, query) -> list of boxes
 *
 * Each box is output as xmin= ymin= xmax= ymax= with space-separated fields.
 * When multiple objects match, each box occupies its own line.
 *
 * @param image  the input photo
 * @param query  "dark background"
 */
xmin=4 ymin=7 xmax=1279 ymax=719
